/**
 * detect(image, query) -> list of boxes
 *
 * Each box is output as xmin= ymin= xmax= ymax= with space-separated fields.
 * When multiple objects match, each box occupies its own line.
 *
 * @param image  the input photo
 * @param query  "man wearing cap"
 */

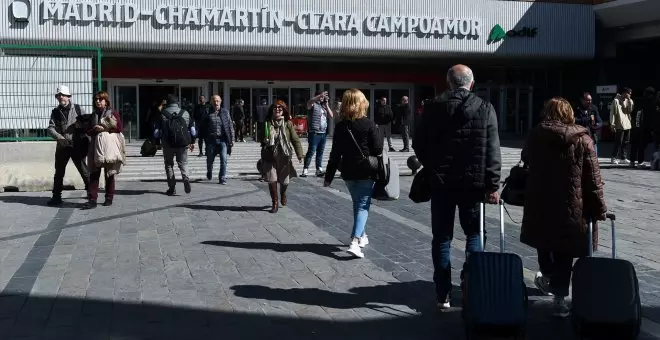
xmin=46 ymin=85 xmax=91 ymax=206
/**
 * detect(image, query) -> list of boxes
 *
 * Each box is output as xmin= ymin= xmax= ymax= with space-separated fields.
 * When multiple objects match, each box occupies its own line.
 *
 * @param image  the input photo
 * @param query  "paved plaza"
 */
xmin=0 ymin=157 xmax=659 ymax=339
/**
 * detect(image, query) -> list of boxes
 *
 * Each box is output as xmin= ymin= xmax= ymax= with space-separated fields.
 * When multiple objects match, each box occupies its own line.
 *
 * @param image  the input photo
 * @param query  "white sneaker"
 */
xmin=640 ymin=161 xmax=651 ymax=168
xmin=436 ymin=298 xmax=451 ymax=309
xmin=347 ymin=239 xmax=364 ymax=258
xmin=358 ymin=235 xmax=369 ymax=248
xmin=552 ymin=296 xmax=570 ymax=318
xmin=611 ymin=158 xmax=620 ymax=165
xmin=533 ymin=272 xmax=553 ymax=296
xmin=622 ymin=159 xmax=631 ymax=165
xmin=315 ymin=168 xmax=325 ymax=177
xmin=301 ymin=168 xmax=309 ymax=177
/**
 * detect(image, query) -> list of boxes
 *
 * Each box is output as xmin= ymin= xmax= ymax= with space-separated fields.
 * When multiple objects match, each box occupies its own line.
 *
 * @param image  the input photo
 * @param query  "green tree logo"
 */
xmin=488 ymin=24 xmax=506 ymax=44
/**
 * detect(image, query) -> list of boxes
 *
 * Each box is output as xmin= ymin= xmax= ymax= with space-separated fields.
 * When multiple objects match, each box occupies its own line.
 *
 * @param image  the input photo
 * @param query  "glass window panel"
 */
xmin=273 ymin=88 xmax=289 ymax=107
xmin=114 ymin=86 xmax=138 ymax=141
xmin=138 ymin=85 xmax=178 ymax=140
xmin=291 ymin=88 xmax=311 ymax=117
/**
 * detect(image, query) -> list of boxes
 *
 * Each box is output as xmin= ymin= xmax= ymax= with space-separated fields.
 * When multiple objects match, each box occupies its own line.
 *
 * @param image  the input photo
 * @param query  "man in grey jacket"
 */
xmin=155 ymin=95 xmax=197 ymax=196
xmin=47 ymin=85 xmax=91 ymax=206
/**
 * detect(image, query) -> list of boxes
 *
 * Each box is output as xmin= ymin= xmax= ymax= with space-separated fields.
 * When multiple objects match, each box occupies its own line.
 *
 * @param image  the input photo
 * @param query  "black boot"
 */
xmin=268 ymin=183 xmax=279 ymax=214
xmin=82 ymin=200 xmax=97 ymax=210
xmin=47 ymin=196 xmax=63 ymax=206
xmin=280 ymin=184 xmax=288 ymax=207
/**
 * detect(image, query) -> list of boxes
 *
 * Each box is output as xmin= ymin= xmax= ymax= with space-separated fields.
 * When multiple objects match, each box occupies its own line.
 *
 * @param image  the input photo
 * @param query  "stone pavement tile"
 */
xmin=1 ymin=177 xmax=659 ymax=339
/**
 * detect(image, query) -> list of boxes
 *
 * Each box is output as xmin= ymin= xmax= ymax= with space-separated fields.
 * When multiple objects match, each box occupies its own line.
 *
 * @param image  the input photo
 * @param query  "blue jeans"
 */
xmin=206 ymin=139 xmax=228 ymax=181
xmin=345 ymin=180 xmax=375 ymax=239
xmin=303 ymin=132 xmax=327 ymax=170
xmin=431 ymin=191 xmax=483 ymax=299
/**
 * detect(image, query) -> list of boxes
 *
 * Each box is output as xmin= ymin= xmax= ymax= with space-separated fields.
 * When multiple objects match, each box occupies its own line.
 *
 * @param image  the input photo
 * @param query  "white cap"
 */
xmin=56 ymin=85 xmax=71 ymax=96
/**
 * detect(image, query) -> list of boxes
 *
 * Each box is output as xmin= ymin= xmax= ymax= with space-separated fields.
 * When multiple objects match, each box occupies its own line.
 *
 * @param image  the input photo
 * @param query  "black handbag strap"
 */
xmin=346 ymin=127 xmax=367 ymax=160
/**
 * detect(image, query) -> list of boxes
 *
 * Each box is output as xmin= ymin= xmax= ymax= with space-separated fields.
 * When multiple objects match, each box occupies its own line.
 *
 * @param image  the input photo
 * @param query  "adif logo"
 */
xmin=488 ymin=24 xmax=538 ymax=44
xmin=10 ymin=0 xmax=31 ymax=22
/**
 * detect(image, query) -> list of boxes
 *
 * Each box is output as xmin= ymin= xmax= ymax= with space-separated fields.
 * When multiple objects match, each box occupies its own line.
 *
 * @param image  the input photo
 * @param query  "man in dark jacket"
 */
xmin=630 ymin=87 xmax=657 ymax=167
xmin=413 ymin=64 xmax=502 ymax=309
xmin=574 ymin=92 xmax=602 ymax=156
xmin=395 ymin=96 xmax=412 ymax=152
xmin=374 ymin=97 xmax=395 ymax=152
xmin=200 ymin=95 xmax=235 ymax=185
xmin=47 ymin=85 xmax=91 ymax=206
xmin=193 ymin=96 xmax=208 ymax=157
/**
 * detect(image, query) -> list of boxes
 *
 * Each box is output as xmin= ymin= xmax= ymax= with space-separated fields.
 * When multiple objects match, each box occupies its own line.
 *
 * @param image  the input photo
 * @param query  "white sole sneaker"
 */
xmin=347 ymin=245 xmax=364 ymax=258
xmin=358 ymin=236 xmax=369 ymax=248
xmin=534 ymin=273 xmax=553 ymax=296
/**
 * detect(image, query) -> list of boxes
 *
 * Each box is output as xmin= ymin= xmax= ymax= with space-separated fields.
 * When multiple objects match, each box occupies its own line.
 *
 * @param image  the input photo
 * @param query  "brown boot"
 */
xmin=268 ymin=183 xmax=279 ymax=213
xmin=280 ymin=184 xmax=288 ymax=206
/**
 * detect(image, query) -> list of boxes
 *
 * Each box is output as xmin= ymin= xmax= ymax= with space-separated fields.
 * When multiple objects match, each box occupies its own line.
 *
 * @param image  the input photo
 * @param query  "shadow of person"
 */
xmin=183 ymin=205 xmax=272 ymax=212
xmin=0 ymin=195 xmax=81 ymax=208
xmin=230 ymin=280 xmax=446 ymax=314
xmin=201 ymin=240 xmax=355 ymax=261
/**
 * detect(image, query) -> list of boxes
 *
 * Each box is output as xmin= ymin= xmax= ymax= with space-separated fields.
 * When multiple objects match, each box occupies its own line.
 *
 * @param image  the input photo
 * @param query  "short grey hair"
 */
xmin=447 ymin=66 xmax=474 ymax=90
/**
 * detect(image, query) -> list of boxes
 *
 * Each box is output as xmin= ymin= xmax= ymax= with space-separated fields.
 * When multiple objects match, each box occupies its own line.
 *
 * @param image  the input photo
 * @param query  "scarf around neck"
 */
xmin=268 ymin=118 xmax=293 ymax=157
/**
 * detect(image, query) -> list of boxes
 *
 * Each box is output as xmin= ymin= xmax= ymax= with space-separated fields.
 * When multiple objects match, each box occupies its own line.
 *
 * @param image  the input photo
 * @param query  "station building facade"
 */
xmin=1 ymin=0 xmax=595 ymax=139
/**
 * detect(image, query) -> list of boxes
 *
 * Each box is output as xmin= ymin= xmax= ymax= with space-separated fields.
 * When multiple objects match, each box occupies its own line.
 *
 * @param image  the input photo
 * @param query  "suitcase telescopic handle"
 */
xmin=587 ymin=213 xmax=616 ymax=259
xmin=479 ymin=200 xmax=505 ymax=253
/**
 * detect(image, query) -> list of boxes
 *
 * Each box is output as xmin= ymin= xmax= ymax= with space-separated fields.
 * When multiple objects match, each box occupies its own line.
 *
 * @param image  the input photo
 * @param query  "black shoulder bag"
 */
xmin=346 ymin=128 xmax=380 ymax=173
xmin=500 ymin=160 xmax=528 ymax=207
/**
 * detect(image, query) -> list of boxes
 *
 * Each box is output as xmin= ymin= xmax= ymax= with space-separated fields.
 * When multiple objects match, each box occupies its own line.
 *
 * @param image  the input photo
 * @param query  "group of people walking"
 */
xmin=46 ymin=64 xmax=637 ymax=320
xmin=46 ymin=86 xmax=125 ymax=209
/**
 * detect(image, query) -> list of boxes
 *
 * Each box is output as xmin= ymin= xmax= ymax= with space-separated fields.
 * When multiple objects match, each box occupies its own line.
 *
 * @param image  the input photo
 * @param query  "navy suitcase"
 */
xmin=462 ymin=201 xmax=528 ymax=339
xmin=571 ymin=214 xmax=642 ymax=340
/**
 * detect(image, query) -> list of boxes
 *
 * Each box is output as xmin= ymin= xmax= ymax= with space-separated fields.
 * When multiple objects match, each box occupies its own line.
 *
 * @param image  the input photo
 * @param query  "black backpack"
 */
xmin=164 ymin=110 xmax=191 ymax=148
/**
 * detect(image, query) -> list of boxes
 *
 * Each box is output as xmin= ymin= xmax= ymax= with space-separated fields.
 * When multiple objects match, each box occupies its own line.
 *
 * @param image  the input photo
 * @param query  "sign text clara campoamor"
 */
xmin=41 ymin=1 xmax=482 ymax=38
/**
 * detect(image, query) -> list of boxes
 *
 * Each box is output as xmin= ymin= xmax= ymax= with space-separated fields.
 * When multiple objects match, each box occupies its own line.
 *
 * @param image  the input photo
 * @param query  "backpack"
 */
xmin=164 ymin=109 xmax=191 ymax=148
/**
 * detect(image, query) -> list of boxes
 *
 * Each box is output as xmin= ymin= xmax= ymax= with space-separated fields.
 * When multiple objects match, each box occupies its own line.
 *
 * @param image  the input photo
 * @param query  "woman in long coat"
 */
xmin=521 ymin=97 xmax=607 ymax=318
xmin=261 ymin=100 xmax=304 ymax=213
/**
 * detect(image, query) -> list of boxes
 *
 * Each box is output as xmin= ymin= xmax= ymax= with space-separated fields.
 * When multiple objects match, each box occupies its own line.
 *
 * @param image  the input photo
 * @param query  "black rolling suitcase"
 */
xmin=571 ymin=214 xmax=642 ymax=340
xmin=462 ymin=200 xmax=528 ymax=339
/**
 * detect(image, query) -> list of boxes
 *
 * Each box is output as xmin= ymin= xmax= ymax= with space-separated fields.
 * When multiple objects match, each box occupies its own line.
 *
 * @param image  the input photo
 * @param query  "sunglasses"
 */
xmin=275 ymin=106 xmax=284 ymax=110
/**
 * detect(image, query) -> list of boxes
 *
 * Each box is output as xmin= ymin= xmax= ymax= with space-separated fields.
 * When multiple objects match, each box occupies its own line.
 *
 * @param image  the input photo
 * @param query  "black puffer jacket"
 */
xmin=412 ymin=88 xmax=502 ymax=193
xmin=325 ymin=118 xmax=383 ymax=183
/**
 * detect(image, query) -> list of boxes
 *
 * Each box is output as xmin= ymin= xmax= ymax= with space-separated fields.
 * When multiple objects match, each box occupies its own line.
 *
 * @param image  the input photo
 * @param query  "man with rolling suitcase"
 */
xmin=412 ymin=64 xmax=502 ymax=308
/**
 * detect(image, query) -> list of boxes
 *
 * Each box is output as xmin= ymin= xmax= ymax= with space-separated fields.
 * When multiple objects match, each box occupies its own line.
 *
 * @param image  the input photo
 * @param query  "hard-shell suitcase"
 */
xmin=571 ymin=214 xmax=642 ymax=340
xmin=462 ymin=200 xmax=528 ymax=339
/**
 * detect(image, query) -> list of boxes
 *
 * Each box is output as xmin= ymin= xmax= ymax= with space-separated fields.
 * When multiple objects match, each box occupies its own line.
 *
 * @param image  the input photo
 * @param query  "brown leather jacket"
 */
xmin=520 ymin=121 xmax=607 ymax=257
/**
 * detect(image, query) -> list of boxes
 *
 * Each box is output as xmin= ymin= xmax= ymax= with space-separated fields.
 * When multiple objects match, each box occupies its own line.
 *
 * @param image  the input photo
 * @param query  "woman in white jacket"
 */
xmin=83 ymin=91 xmax=125 ymax=209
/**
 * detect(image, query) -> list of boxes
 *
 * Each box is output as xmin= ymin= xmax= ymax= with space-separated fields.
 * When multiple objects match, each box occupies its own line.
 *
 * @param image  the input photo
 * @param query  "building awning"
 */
xmin=595 ymin=0 xmax=660 ymax=28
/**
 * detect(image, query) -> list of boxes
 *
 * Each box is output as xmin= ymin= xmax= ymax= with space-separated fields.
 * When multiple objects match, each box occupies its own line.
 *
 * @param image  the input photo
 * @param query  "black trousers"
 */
xmin=629 ymin=129 xmax=649 ymax=164
xmin=53 ymin=142 xmax=90 ymax=197
xmin=611 ymin=129 xmax=631 ymax=160
xmin=235 ymin=121 xmax=244 ymax=141
xmin=537 ymin=249 xmax=574 ymax=297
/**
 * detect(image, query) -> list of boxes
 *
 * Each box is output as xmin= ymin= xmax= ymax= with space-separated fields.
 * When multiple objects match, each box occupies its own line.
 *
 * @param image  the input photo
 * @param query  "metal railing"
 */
xmin=0 ymin=44 xmax=103 ymax=142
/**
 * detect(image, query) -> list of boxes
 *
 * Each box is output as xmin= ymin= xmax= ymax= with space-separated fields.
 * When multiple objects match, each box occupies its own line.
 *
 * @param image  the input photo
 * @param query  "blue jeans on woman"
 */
xmin=345 ymin=179 xmax=375 ymax=238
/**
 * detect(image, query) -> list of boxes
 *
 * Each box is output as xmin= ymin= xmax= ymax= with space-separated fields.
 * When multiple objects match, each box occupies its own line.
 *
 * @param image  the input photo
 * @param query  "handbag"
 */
xmin=500 ymin=160 xmax=528 ymax=207
xmin=261 ymin=122 xmax=277 ymax=161
xmin=409 ymin=167 xmax=432 ymax=203
xmin=346 ymin=127 xmax=380 ymax=172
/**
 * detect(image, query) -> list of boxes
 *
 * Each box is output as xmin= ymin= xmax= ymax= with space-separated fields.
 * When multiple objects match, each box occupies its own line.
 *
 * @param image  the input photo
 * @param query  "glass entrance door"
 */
xmin=180 ymin=86 xmax=201 ymax=115
xmin=114 ymin=86 xmax=138 ymax=142
xmin=138 ymin=85 xmax=178 ymax=140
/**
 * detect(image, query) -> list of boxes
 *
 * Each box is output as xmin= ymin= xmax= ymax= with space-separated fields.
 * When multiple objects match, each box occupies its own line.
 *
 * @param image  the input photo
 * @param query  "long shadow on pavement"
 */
xmin=0 ymin=195 xmax=82 ymax=208
xmin=201 ymin=240 xmax=355 ymax=262
xmin=0 ymin=293 xmax=463 ymax=340
xmin=230 ymin=280 xmax=439 ymax=314
xmin=183 ymin=205 xmax=271 ymax=212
